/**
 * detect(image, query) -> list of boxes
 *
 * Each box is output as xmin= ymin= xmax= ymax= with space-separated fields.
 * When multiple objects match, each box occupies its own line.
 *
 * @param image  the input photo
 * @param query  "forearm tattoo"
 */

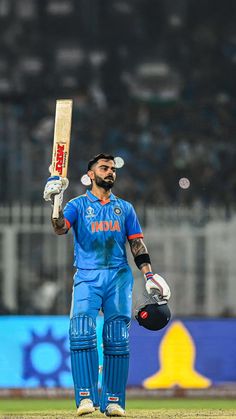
xmin=129 ymin=238 xmax=150 ymax=269
xmin=51 ymin=209 xmax=68 ymax=235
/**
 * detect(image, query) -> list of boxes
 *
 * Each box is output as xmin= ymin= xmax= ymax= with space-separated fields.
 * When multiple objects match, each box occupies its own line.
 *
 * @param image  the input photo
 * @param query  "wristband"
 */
xmin=134 ymin=253 xmax=151 ymax=269
xmin=144 ymin=271 xmax=153 ymax=281
xmin=48 ymin=175 xmax=60 ymax=181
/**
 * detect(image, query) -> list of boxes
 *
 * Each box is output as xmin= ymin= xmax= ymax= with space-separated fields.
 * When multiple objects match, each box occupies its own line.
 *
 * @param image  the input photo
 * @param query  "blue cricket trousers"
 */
xmin=70 ymin=265 xmax=134 ymax=323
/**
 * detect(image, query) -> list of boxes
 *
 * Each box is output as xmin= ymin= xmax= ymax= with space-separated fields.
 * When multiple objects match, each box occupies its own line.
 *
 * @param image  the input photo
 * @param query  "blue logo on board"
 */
xmin=22 ymin=328 xmax=70 ymax=386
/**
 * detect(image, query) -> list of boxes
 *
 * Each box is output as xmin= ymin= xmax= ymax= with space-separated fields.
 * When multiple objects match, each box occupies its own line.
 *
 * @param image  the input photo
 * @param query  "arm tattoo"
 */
xmin=51 ymin=209 xmax=68 ymax=235
xmin=129 ymin=238 xmax=147 ymax=257
xmin=129 ymin=238 xmax=150 ymax=270
xmin=129 ymin=238 xmax=150 ymax=269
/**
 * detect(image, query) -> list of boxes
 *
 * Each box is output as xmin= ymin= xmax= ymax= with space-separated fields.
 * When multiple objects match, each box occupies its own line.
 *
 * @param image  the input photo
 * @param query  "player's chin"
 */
xmin=105 ymin=179 xmax=115 ymax=188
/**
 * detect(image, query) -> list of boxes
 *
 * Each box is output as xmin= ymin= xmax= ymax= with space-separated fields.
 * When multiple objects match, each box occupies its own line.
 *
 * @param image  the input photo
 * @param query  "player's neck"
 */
xmin=91 ymin=185 xmax=111 ymax=201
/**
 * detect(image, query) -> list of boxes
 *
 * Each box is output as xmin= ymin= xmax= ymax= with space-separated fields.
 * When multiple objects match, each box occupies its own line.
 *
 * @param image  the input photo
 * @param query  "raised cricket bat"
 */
xmin=51 ymin=99 xmax=73 ymax=219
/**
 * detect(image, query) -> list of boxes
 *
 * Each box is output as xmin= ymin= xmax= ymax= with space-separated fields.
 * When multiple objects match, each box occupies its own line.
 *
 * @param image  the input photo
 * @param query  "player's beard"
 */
xmin=94 ymin=174 xmax=115 ymax=191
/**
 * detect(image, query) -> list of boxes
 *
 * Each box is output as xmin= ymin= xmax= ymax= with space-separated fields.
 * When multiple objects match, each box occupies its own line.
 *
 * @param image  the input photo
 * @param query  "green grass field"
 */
xmin=0 ymin=399 xmax=236 ymax=419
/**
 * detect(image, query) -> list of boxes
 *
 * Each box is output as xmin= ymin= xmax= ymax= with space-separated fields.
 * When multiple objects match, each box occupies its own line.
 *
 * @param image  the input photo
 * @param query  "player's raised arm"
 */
xmin=51 ymin=206 xmax=69 ymax=235
xmin=128 ymin=236 xmax=171 ymax=301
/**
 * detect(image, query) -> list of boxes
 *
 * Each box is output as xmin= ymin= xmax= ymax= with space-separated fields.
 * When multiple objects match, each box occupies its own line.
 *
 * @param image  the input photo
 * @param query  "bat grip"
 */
xmin=52 ymin=194 xmax=60 ymax=219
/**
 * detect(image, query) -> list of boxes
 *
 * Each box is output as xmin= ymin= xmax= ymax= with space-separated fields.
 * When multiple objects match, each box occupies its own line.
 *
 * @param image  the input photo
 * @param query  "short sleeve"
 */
xmin=125 ymin=204 xmax=143 ymax=240
xmin=63 ymin=200 xmax=78 ymax=229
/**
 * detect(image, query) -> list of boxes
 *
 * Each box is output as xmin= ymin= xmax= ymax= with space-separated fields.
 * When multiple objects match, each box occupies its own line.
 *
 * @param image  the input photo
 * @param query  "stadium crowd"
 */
xmin=0 ymin=0 xmax=236 ymax=208
xmin=1 ymin=95 xmax=236 ymax=208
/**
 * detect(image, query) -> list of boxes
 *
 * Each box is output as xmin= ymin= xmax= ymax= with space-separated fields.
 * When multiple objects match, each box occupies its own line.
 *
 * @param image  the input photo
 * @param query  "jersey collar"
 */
xmin=86 ymin=189 xmax=117 ymax=203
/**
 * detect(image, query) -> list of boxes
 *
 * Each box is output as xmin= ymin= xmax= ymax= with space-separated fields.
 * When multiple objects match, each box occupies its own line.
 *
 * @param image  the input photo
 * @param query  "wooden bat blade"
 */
xmin=51 ymin=99 xmax=73 ymax=178
xmin=51 ymin=99 xmax=73 ymax=218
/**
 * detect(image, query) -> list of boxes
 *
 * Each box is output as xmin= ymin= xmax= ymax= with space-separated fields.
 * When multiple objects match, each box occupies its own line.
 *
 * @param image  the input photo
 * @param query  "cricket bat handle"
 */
xmin=52 ymin=194 xmax=60 ymax=219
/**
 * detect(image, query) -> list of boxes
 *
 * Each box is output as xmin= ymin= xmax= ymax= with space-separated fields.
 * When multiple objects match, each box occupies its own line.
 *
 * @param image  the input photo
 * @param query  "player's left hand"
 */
xmin=145 ymin=273 xmax=171 ymax=301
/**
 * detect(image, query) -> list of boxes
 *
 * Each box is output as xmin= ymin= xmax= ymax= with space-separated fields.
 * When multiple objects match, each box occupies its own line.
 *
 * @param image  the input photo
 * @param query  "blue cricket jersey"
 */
xmin=63 ymin=189 xmax=143 ymax=269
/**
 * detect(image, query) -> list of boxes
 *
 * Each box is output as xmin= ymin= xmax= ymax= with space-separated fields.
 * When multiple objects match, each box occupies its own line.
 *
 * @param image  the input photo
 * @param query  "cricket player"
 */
xmin=43 ymin=153 xmax=171 ymax=417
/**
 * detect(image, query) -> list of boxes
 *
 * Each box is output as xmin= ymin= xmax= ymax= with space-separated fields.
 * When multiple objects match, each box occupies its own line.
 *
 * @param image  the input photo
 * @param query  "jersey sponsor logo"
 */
xmin=91 ymin=220 xmax=121 ymax=233
xmin=86 ymin=206 xmax=95 ymax=218
xmin=113 ymin=206 xmax=122 ymax=215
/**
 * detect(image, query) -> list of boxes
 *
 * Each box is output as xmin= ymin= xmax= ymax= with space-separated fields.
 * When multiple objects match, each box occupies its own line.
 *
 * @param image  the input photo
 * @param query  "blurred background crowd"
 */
xmin=1 ymin=0 xmax=236 ymax=316
xmin=1 ymin=0 xmax=236 ymax=208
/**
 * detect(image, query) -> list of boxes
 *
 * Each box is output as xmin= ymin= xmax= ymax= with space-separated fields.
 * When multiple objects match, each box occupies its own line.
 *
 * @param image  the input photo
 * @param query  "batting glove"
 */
xmin=144 ymin=272 xmax=171 ymax=301
xmin=43 ymin=176 xmax=69 ymax=205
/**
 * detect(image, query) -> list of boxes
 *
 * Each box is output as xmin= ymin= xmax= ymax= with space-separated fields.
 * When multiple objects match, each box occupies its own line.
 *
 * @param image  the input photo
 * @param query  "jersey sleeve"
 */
xmin=63 ymin=200 xmax=78 ymax=229
xmin=125 ymin=204 xmax=144 ymax=240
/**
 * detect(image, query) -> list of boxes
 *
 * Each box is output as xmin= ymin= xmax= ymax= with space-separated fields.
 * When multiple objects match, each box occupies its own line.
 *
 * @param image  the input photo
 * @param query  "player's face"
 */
xmin=90 ymin=159 xmax=116 ymax=191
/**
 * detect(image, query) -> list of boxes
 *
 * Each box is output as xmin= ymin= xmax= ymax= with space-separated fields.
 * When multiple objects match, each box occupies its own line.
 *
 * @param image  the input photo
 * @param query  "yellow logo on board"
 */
xmin=143 ymin=321 xmax=211 ymax=389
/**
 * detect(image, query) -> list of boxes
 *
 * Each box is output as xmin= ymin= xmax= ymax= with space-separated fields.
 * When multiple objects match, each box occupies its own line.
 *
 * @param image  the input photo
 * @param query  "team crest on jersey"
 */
xmin=114 ymin=206 xmax=122 ymax=215
xmin=86 ymin=206 xmax=95 ymax=218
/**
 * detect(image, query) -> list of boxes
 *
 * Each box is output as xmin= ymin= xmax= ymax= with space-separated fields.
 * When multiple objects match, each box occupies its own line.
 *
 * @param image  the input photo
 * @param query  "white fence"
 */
xmin=1 ymin=205 xmax=236 ymax=317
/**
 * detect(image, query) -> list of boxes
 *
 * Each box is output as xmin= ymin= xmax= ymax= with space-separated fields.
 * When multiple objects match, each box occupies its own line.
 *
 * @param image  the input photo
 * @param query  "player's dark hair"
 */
xmin=87 ymin=154 xmax=115 ymax=171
